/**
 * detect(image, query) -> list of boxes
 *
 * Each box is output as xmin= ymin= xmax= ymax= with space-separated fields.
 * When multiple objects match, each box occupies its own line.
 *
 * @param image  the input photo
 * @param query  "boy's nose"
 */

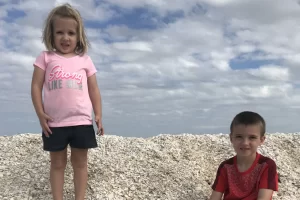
xmin=242 ymin=138 xmax=250 ymax=145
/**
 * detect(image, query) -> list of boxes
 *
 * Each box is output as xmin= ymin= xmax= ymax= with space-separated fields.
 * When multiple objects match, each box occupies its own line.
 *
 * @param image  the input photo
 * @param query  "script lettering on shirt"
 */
xmin=49 ymin=65 xmax=83 ymax=83
xmin=47 ymin=65 xmax=84 ymax=91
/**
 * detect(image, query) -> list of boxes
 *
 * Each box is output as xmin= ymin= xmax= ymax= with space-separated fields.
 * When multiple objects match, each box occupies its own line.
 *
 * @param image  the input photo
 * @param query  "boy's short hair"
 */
xmin=230 ymin=111 xmax=266 ymax=136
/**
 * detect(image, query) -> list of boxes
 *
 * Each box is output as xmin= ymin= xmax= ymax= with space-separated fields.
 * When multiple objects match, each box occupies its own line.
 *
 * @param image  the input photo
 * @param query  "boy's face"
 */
xmin=230 ymin=124 xmax=265 ymax=157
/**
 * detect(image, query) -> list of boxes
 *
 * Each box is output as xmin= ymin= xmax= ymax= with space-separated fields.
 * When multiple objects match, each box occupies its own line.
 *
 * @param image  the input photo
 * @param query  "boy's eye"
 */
xmin=235 ymin=136 xmax=242 ymax=138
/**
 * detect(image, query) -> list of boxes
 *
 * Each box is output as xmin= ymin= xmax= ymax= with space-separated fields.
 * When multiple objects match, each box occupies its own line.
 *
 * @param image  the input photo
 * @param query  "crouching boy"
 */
xmin=209 ymin=111 xmax=279 ymax=200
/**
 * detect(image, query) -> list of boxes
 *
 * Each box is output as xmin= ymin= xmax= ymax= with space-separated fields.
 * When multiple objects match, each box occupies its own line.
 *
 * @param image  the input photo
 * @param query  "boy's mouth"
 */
xmin=240 ymin=147 xmax=250 ymax=151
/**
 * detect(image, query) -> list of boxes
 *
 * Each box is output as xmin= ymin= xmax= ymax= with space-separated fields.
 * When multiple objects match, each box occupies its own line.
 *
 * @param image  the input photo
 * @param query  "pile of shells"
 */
xmin=0 ymin=132 xmax=299 ymax=199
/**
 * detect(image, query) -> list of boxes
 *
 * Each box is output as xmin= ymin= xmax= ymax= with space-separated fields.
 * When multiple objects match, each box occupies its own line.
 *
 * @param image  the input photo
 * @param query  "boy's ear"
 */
xmin=260 ymin=135 xmax=266 ymax=144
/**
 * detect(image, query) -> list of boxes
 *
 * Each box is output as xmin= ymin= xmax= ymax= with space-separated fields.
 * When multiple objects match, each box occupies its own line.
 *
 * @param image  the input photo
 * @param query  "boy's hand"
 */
xmin=38 ymin=112 xmax=53 ymax=137
xmin=95 ymin=116 xmax=104 ymax=136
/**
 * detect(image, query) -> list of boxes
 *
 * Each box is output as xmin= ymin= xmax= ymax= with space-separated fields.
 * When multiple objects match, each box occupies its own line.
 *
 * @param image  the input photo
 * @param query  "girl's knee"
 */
xmin=70 ymin=148 xmax=88 ymax=169
xmin=50 ymin=158 xmax=67 ymax=170
xmin=50 ymin=149 xmax=67 ymax=170
xmin=71 ymin=158 xmax=87 ymax=169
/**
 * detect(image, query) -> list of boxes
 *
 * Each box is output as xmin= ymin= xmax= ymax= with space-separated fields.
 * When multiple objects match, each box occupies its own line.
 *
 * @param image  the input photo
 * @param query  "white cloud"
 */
xmin=113 ymin=41 xmax=153 ymax=52
xmin=1 ymin=52 xmax=36 ymax=71
xmin=249 ymin=66 xmax=290 ymax=81
xmin=0 ymin=9 xmax=6 ymax=18
xmin=0 ymin=73 xmax=12 ymax=80
xmin=1 ymin=0 xmax=300 ymax=136
xmin=202 ymin=0 xmax=238 ymax=6
xmin=232 ymin=84 xmax=292 ymax=98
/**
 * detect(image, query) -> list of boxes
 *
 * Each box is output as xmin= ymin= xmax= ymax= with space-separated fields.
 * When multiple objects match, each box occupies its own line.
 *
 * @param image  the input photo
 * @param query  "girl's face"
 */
xmin=53 ymin=16 xmax=78 ymax=57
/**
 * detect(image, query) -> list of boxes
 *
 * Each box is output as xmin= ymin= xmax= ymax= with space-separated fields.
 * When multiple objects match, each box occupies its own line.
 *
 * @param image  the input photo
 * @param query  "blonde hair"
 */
xmin=42 ymin=3 xmax=90 ymax=55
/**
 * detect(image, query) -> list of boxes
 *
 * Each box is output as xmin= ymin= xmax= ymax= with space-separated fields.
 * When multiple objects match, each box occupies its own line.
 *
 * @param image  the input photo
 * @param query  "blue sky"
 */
xmin=1 ymin=0 xmax=300 ymax=137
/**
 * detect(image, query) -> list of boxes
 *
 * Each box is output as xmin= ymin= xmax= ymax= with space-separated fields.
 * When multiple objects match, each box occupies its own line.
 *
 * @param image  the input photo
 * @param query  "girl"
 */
xmin=31 ymin=3 xmax=104 ymax=200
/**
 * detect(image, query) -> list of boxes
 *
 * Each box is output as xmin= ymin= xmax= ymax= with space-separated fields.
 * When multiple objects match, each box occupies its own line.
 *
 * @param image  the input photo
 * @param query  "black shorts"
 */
xmin=42 ymin=125 xmax=98 ymax=152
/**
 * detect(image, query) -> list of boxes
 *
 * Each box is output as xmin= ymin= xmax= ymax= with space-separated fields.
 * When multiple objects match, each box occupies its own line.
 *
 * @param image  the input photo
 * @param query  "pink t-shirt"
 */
xmin=33 ymin=51 xmax=97 ymax=127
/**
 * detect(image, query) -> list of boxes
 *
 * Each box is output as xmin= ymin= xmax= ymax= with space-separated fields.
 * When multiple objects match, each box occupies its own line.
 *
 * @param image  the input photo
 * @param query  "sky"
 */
xmin=1 ymin=0 xmax=300 ymax=137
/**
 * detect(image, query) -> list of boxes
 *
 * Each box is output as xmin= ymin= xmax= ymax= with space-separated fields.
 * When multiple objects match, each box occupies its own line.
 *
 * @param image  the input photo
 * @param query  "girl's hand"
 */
xmin=38 ymin=112 xmax=53 ymax=137
xmin=95 ymin=116 xmax=104 ymax=136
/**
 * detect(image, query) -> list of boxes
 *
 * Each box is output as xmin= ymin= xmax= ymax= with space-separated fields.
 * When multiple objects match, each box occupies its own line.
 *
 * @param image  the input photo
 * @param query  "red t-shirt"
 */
xmin=211 ymin=152 xmax=278 ymax=200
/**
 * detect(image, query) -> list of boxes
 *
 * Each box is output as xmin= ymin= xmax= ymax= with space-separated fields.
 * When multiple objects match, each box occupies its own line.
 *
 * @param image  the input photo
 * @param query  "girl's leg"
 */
xmin=50 ymin=148 xmax=68 ymax=200
xmin=71 ymin=147 xmax=88 ymax=200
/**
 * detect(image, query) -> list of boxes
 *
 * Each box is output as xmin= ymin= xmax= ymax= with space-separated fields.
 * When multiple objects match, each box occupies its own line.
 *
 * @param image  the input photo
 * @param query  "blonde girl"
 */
xmin=31 ymin=3 xmax=103 ymax=200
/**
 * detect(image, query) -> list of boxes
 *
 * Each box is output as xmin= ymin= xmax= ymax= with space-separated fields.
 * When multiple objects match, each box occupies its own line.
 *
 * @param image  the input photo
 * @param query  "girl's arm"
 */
xmin=31 ymin=66 xmax=45 ymax=117
xmin=87 ymin=74 xmax=103 ymax=134
xmin=88 ymin=74 xmax=102 ymax=118
xmin=31 ymin=66 xmax=52 ymax=136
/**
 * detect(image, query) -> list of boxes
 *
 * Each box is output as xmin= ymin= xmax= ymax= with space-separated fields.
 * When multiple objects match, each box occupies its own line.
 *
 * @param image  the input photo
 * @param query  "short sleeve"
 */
xmin=33 ymin=51 xmax=46 ymax=70
xmin=86 ymin=56 xmax=97 ymax=77
xmin=259 ymin=160 xmax=279 ymax=191
xmin=211 ymin=164 xmax=227 ymax=192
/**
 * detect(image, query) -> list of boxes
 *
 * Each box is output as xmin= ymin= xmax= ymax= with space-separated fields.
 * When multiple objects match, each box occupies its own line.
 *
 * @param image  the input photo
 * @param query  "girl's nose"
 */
xmin=62 ymin=34 xmax=69 ymax=40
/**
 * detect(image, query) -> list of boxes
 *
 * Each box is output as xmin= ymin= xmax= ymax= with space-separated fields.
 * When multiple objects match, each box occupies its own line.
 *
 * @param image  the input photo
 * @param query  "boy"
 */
xmin=209 ymin=111 xmax=279 ymax=200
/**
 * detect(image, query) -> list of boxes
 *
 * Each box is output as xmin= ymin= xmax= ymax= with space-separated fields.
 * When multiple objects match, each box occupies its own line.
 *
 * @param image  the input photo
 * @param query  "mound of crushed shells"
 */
xmin=0 ymin=132 xmax=299 ymax=200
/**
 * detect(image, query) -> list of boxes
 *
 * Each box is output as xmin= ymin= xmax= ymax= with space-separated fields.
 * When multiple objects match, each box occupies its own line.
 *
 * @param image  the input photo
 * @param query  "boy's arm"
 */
xmin=257 ymin=159 xmax=278 ymax=200
xmin=209 ymin=163 xmax=226 ymax=200
xmin=257 ymin=189 xmax=274 ymax=200
xmin=209 ymin=191 xmax=223 ymax=200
